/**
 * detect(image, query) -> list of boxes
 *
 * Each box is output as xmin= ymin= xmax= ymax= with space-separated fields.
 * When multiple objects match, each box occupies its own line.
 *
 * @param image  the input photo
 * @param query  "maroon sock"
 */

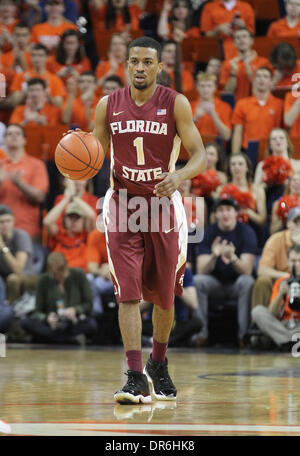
xmin=125 ymin=350 xmax=143 ymax=373
xmin=152 ymin=339 xmax=168 ymax=363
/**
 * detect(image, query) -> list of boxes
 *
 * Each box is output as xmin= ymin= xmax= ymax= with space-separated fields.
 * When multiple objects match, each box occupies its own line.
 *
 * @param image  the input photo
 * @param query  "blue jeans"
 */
xmin=0 ymin=277 xmax=14 ymax=333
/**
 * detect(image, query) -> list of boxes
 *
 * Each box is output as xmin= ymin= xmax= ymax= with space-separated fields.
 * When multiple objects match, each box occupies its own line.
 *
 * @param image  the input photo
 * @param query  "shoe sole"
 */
xmin=143 ymin=367 xmax=177 ymax=401
xmin=114 ymin=391 xmax=152 ymax=405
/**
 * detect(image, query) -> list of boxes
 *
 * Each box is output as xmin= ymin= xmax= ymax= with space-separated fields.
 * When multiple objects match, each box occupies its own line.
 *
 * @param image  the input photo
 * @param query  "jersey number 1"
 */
xmin=133 ymin=137 xmax=145 ymax=165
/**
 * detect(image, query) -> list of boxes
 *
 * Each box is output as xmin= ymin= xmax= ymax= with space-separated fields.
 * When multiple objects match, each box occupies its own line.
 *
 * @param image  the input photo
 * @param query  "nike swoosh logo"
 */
xmin=164 ymin=227 xmax=175 ymax=234
xmin=113 ymin=111 xmax=124 ymax=116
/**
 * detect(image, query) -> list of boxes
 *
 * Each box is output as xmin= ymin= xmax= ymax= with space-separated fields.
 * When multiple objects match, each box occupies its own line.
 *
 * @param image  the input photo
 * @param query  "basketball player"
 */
xmin=93 ymin=37 xmax=207 ymax=404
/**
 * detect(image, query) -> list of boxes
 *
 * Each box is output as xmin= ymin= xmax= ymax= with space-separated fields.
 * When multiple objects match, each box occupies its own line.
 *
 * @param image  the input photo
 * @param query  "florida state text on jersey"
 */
xmin=106 ymin=84 xmax=181 ymax=195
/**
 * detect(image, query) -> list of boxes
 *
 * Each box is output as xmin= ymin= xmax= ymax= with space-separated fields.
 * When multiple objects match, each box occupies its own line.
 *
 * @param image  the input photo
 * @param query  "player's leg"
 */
xmin=103 ymin=190 xmax=151 ymax=404
xmin=114 ymin=299 xmax=151 ymax=404
xmin=143 ymin=191 xmax=188 ymax=401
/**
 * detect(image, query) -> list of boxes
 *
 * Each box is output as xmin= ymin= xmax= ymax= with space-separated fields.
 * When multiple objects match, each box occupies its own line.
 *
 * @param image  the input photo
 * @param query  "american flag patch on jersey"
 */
xmin=157 ymin=108 xmax=166 ymax=115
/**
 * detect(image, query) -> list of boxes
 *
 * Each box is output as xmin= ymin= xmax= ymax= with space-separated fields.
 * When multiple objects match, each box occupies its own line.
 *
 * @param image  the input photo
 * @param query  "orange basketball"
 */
xmin=55 ymin=130 xmax=104 ymax=181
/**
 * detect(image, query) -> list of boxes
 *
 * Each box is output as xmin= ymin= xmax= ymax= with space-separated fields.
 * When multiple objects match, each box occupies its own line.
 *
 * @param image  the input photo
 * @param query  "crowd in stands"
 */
xmin=1 ymin=0 xmax=300 ymax=351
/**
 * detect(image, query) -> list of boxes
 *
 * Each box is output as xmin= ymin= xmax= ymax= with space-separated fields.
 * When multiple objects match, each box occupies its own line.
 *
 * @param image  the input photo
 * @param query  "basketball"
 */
xmin=55 ymin=130 xmax=104 ymax=181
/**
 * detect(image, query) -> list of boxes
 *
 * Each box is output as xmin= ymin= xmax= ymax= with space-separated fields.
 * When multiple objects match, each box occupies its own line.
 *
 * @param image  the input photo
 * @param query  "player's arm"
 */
xmin=92 ymin=95 xmax=111 ymax=157
xmin=154 ymin=94 xmax=207 ymax=197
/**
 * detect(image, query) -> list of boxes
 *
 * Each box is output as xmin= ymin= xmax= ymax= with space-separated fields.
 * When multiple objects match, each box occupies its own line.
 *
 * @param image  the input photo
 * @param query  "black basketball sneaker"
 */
xmin=143 ymin=355 xmax=177 ymax=401
xmin=114 ymin=370 xmax=151 ymax=404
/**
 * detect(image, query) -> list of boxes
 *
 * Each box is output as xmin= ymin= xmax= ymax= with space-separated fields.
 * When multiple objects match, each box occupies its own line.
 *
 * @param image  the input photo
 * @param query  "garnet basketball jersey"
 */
xmin=106 ymin=84 xmax=181 ymax=195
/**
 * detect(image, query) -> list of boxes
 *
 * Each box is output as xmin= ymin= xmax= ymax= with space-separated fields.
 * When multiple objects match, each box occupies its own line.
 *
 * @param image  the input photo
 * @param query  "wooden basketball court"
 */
xmin=1 ymin=346 xmax=300 ymax=436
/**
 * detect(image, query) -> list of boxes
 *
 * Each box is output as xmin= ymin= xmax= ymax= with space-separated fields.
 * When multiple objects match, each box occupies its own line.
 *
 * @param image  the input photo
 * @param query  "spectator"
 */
xmin=161 ymin=40 xmax=195 ymax=95
xmin=9 ymin=43 xmax=66 ymax=108
xmin=254 ymin=128 xmax=300 ymax=186
xmin=0 ymin=22 xmax=33 ymax=73
xmin=205 ymin=142 xmax=227 ymax=185
xmin=102 ymin=74 xmax=123 ymax=95
xmin=251 ymin=206 xmax=300 ymax=309
xmin=0 ymin=276 xmax=13 ymax=334
xmin=89 ymin=0 xmax=145 ymax=44
xmin=270 ymin=42 xmax=300 ymax=91
xmin=31 ymin=0 xmax=78 ymax=52
xmin=267 ymin=0 xmax=300 ymax=39
xmin=217 ymin=152 xmax=267 ymax=229
xmin=254 ymin=128 xmax=296 ymax=236
xmin=53 ymin=178 xmax=98 ymax=230
xmin=43 ymin=193 xmax=96 ymax=271
xmin=21 ymin=251 xmax=97 ymax=345
xmin=47 ymin=29 xmax=91 ymax=83
xmin=62 ymin=72 xmax=98 ymax=130
xmin=191 ymin=73 xmax=232 ymax=141
xmin=251 ymin=244 xmax=300 ymax=351
xmin=0 ymin=204 xmax=35 ymax=304
xmin=90 ymin=75 xmax=123 ymax=131
xmin=194 ymin=196 xmax=257 ymax=347
xmin=205 ymin=57 xmax=222 ymax=83
xmin=34 ymin=0 xmax=79 ymax=24
xmin=0 ymin=124 xmax=49 ymax=240
xmin=231 ymin=67 xmax=283 ymax=154
xmin=284 ymin=87 xmax=300 ymax=138
xmin=200 ymin=0 xmax=255 ymax=59
xmin=270 ymin=172 xmax=300 ymax=235
xmin=0 ymin=0 xmax=18 ymax=52
xmin=10 ymin=77 xmax=62 ymax=127
xmin=157 ymin=0 xmax=200 ymax=41
xmin=220 ymin=27 xmax=272 ymax=102
xmin=86 ymin=227 xmax=114 ymax=316
xmin=95 ymin=33 xmax=128 ymax=89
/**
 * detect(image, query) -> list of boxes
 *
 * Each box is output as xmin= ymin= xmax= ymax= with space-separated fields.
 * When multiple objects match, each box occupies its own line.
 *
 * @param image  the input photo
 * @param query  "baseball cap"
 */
xmin=46 ymin=0 xmax=63 ymax=5
xmin=65 ymin=202 xmax=85 ymax=217
xmin=288 ymin=207 xmax=300 ymax=222
xmin=213 ymin=196 xmax=239 ymax=212
xmin=0 ymin=205 xmax=13 ymax=216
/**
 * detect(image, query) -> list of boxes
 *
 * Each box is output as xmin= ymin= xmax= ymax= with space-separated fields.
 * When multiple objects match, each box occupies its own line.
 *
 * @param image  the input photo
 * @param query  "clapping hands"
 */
xmin=211 ymin=236 xmax=236 ymax=263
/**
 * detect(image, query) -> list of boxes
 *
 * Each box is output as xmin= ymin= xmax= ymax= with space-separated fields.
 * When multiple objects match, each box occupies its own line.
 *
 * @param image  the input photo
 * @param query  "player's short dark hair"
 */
xmin=103 ymin=75 xmax=123 ymax=87
xmin=127 ymin=37 xmax=162 ymax=62
xmin=27 ymin=77 xmax=47 ymax=90
xmin=32 ymin=43 xmax=49 ymax=55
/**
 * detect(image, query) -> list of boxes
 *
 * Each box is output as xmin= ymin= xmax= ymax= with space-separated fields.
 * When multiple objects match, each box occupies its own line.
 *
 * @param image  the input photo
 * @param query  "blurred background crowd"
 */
xmin=0 ymin=0 xmax=300 ymax=352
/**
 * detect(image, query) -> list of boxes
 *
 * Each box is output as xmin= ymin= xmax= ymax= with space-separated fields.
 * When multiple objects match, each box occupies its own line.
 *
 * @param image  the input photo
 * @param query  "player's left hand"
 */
xmin=154 ymin=172 xmax=182 ymax=197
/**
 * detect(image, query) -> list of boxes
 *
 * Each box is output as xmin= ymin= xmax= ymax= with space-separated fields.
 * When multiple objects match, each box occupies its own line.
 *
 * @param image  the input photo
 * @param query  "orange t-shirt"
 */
xmin=191 ymin=96 xmax=232 ymax=138
xmin=267 ymin=17 xmax=300 ymax=38
xmin=200 ymin=0 xmax=255 ymax=59
xmin=31 ymin=21 xmax=78 ymax=50
xmin=91 ymin=3 xmax=142 ymax=33
xmin=95 ymin=61 xmax=126 ymax=85
xmin=49 ymin=227 xmax=88 ymax=271
xmin=0 ymin=50 xmax=33 ymax=72
xmin=0 ymin=20 xmax=18 ymax=52
xmin=167 ymin=22 xmax=200 ymax=39
xmin=10 ymin=69 xmax=66 ymax=98
xmin=86 ymin=229 xmax=108 ymax=266
xmin=167 ymin=68 xmax=195 ymax=95
xmin=232 ymin=94 xmax=283 ymax=149
xmin=284 ymin=91 xmax=300 ymax=137
xmin=10 ymin=102 xmax=62 ymax=127
xmin=220 ymin=55 xmax=272 ymax=101
xmin=54 ymin=192 xmax=98 ymax=230
xmin=274 ymin=60 xmax=300 ymax=90
xmin=270 ymin=276 xmax=300 ymax=321
xmin=46 ymin=55 xmax=91 ymax=81
xmin=62 ymin=95 xmax=98 ymax=130
xmin=0 ymin=153 xmax=49 ymax=237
